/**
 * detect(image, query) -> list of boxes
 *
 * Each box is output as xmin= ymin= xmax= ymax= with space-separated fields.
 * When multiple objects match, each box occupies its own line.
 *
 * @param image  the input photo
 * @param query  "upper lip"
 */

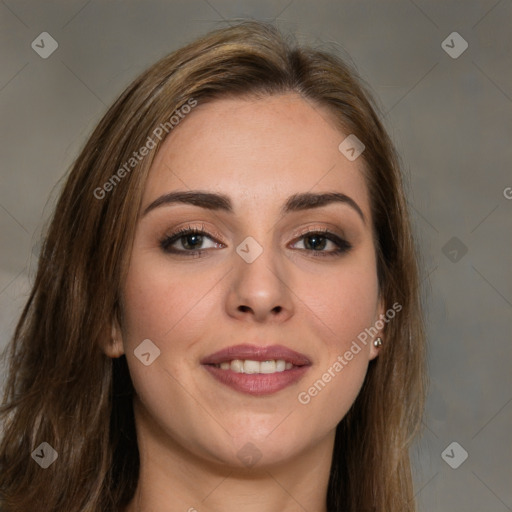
xmin=200 ymin=344 xmax=312 ymax=366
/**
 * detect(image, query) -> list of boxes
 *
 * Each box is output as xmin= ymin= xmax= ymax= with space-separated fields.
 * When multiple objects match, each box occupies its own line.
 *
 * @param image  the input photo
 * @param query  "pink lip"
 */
xmin=201 ymin=344 xmax=312 ymax=396
xmin=200 ymin=344 xmax=311 ymax=366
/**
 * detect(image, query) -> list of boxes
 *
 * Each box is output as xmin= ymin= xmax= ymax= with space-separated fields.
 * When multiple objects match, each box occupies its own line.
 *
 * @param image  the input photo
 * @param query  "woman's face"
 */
xmin=114 ymin=93 xmax=384 ymax=468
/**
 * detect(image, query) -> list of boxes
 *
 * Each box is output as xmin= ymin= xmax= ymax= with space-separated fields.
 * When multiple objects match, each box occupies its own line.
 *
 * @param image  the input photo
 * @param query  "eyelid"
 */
xmin=160 ymin=222 xmax=351 ymax=256
xmin=288 ymin=224 xmax=346 ymax=242
xmin=164 ymin=223 xmax=226 ymax=243
xmin=288 ymin=225 xmax=351 ymax=252
xmin=159 ymin=223 xmax=224 ymax=255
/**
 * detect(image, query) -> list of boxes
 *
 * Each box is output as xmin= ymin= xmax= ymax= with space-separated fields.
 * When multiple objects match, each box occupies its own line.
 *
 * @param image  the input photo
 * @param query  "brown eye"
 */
xmin=160 ymin=228 xmax=224 ymax=254
xmin=291 ymin=230 xmax=352 ymax=257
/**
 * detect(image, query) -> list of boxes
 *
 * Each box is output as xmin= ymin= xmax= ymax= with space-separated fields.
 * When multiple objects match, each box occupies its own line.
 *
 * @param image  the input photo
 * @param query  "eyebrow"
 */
xmin=142 ymin=190 xmax=366 ymax=223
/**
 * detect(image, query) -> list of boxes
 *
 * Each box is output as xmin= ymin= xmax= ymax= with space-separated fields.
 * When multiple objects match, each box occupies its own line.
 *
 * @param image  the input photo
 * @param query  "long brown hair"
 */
xmin=0 ymin=20 xmax=426 ymax=511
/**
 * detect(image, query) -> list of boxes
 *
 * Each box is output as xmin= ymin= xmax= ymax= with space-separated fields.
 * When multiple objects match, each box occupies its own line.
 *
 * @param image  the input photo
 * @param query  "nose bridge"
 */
xmin=227 ymin=231 xmax=294 ymax=321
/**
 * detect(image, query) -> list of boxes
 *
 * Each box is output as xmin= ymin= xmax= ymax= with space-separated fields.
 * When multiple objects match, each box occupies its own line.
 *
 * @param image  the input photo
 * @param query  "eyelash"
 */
xmin=159 ymin=224 xmax=352 ymax=259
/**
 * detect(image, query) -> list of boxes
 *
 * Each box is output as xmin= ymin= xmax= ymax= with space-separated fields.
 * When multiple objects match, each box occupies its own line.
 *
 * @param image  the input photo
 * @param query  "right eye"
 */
xmin=160 ymin=226 xmax=225 ymax=255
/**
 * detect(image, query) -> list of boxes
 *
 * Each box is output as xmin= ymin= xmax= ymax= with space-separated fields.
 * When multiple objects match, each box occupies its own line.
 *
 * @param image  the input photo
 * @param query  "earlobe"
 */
xmin=100 ymin=317 xmax=125 ymax=359
xmin=369 ymin=299 xmax=386 ymax=360
xmin=369 ymin=337 xmax=383 ymax=361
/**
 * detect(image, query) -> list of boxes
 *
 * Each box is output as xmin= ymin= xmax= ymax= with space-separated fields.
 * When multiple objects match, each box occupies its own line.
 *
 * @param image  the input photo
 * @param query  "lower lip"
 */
xmin=202 ymin=365 xmax=311 ymax=396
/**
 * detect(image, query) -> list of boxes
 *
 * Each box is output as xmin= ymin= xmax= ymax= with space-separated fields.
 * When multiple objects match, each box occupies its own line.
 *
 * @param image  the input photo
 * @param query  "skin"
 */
xmin=104 ymin=93 xmax=384 ymax=512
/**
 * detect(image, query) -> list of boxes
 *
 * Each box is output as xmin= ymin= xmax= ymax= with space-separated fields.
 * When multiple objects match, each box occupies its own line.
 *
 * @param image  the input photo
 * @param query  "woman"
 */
xmin=0 ymin=20 xmax=426 ymax=512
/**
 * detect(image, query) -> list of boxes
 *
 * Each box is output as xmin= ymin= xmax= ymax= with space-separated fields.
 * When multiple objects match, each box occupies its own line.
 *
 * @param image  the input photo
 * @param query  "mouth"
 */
xmin=211 ymin=359 xmax=295 ymax=373
xmin=200 ymin=344 xmax=312 ymax=396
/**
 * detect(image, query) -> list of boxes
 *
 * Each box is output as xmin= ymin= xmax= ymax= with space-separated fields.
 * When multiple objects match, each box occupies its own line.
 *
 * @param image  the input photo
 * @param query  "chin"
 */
xmin=193 ymin=429 xmax=307 ymax=470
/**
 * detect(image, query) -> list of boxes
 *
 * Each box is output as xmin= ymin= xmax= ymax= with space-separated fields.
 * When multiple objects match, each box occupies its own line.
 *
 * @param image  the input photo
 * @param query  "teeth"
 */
xmin=213 ymin=359 xmax=296 ymax=374
xmin=230 ymin=360 xmax=244 ymax=373
xmin=276 ymin=360 xmax=286 ymax=372
xmin=244 ymin=360 xmax=260 ymax=374
xmin=260 ymin=360 xmax=276 ymax=373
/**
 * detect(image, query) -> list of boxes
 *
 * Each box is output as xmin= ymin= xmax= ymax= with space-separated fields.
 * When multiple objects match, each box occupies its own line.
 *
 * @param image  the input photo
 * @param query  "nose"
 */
xmin=225 ymin=241 xmax=295 ymax=323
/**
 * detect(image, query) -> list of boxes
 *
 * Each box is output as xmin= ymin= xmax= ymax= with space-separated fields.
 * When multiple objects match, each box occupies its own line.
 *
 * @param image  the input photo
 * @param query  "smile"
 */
xmin=213 ymin=359 xmax=294 ymax=373
xmin=201 ymin=344 xmax=311 ymax=395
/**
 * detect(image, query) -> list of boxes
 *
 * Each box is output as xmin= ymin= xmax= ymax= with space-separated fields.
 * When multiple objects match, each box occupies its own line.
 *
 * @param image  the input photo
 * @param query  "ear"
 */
xmin=99 ymin=313 xmax=125 ymax=359
xmin=368 ymin=297 xmax=386 ymax=361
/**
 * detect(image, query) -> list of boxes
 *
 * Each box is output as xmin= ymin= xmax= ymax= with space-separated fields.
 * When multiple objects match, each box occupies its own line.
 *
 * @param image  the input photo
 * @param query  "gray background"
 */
xmin=1 ymin=1 xmax=511 ymax=510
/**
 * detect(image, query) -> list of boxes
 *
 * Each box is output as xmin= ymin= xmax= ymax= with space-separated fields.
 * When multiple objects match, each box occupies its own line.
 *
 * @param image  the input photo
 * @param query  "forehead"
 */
xmin=144 ymin=93 xmax=370 ymax=218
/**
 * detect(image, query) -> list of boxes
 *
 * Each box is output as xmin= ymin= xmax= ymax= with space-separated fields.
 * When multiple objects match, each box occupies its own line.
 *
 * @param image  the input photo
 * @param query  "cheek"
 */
xmin=119 ymin=256 xmax=228 ymax=446
xmin=293 ymin=258 xmax=379 ymax=425
xmin=297 ymin=259 xmax=380 ymax=351
xmin=120 ymin=254 xmax=222 ymax=349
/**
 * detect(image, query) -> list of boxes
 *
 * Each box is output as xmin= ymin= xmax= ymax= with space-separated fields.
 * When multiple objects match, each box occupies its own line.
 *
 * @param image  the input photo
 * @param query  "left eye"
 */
xmin=290 ymin=231 xmax=351 ymax=255
xmin=160 ymin=229 xmax=222 ymax=253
